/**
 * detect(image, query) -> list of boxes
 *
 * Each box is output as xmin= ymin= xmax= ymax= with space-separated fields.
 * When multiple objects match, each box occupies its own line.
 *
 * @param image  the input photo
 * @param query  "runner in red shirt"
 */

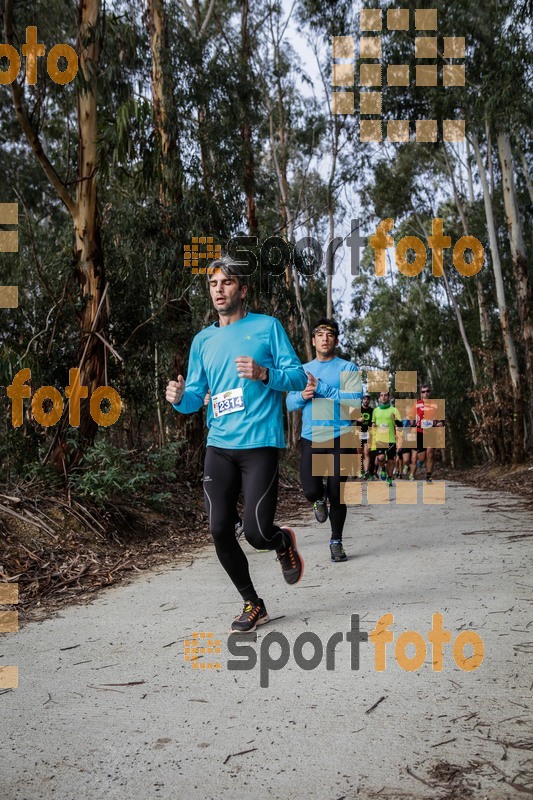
xmin=410 ymin=385 xmax=443 ymax=482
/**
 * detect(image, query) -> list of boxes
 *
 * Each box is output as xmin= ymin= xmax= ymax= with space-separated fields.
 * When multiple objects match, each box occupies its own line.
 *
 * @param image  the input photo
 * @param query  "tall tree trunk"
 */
xmin=240 ymin=0 xmax=258 ymax=237
xmin=472 ymin=132 xmax=524 ymax=463
xmin=518 ymin=150 xmax=533 ymax=205
xmin=269 ymin=108 xmax=312 ymax=362
xmin=267 ymin=12 xmax=312 ymax=361
xmin=485 ymin=118 xmax=495 ymax=197
xmin=442 ymin=270 xmax=478 ymax=384
xmin=147 ymin=0 xmax=182 ymax=206
xmin=6 ymin=0 xmax=105 ymax=465
xmin=326 ymin=208 xmax=334 ymax=319
xmin=147 ymin=0 xmax=170 ymax=450
xmin=465 ymin=140 xmax=492 ymax=345
xmin=182 ymin=0 xmax=217 ymax=202
xmin=149 ymin=0 xmax=208 ymax=465
xmin=462 ymin=143 xmax=502 ymax=460
xmin=325 ymin=120 xmax=340 ymax=318
xmin=74 ymin=0 xmax=104 ymax=449
xmin=441 ymin=145 xmax=478 ymax=385
xmin=497 ymin=132 xmax=533 ymax=451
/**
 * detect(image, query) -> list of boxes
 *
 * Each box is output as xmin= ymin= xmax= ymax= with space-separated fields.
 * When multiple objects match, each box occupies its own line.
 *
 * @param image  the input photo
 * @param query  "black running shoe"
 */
xmin=313 ymin=496 xmax=328 ymax=523
xmin=230 ymin=599 xmax=270 ymax=633
xmin=276 ymin=527 xmax=304 ymax=585
xmin=426 ymin=476 xmax=433 ymax=484
xmin=330 ymin=540 xmax=347 ymax=562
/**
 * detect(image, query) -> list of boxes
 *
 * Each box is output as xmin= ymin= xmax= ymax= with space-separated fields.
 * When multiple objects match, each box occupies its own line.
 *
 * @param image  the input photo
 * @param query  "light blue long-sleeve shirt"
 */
xmin=286 ymin=356 xmax=362 ymax=442
xmin=172 ymin=312 xmax=306 ymax=449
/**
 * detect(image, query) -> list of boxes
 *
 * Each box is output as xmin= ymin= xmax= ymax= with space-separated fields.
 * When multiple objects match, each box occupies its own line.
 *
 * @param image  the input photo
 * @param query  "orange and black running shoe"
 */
xmin=230 ymin=599 xmax=270 ymax=633
xmin=276 ymin=527 xmax=304 ymax=585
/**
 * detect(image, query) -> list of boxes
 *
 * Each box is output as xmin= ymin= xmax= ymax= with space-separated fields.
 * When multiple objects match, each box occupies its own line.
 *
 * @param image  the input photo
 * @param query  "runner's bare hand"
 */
xmin=235 ymin=356 xmax=267 ymax=381
xmin=302 ymin=371 xmax=317 ymax=400
xmin=166 ymin=376 xmax=185 ymax=404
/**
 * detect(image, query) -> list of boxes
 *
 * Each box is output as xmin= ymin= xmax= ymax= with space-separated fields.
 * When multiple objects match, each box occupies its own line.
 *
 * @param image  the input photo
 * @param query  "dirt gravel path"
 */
xmin=2 ymin=480 xmax=532 ymax=799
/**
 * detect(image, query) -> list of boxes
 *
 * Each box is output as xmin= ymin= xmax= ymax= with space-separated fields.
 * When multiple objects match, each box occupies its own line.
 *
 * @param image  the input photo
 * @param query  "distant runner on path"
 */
xmin=286 ymin=318 xmax=362 ymax=563
xmin=166 ymin=257 xmax=307 ymax=633
xmin=371 ymin=390 xmax=402 ymax=487
xmin=357 ymin=394 xmax=373 ymax=479
xmin=410 ymin=384 xmax=443 ymax=483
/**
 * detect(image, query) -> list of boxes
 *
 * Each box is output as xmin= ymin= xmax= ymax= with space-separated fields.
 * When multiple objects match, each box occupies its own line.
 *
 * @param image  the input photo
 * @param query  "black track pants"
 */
xmin=299 ymin=436 xmax=350 ymax=540
xmin=203 ymin=446 xmax=286 ymax=600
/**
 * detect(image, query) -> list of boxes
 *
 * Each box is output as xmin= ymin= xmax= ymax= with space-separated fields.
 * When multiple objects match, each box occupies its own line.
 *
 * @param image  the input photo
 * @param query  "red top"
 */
xmin=412 ymin=399 xmax=440 ymax=433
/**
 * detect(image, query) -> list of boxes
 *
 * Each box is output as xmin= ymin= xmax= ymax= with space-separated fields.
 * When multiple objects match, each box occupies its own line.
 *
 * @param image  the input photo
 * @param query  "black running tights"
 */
xmin=299 ymin=436 xmax=349 ymax=540
xmin=203 ymin=446 xmax=286 ymax=601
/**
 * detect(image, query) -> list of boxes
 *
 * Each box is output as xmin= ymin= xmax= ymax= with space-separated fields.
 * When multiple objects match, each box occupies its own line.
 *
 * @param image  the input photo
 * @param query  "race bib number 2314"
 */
xmin=212 ymin=388 xmax=245 ymax=418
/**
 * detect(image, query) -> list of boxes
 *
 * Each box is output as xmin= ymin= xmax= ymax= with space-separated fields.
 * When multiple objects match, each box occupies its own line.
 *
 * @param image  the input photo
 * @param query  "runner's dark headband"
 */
xmin=313 ymin=325 xmax=338 ymax=335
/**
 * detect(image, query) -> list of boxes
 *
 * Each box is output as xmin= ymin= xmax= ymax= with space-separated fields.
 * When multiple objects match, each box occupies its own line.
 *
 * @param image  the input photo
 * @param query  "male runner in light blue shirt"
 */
xmin=286 ymin=318 xmax=362 ymax=562
xmin=166 ymin=257 xmax=307 ymax=633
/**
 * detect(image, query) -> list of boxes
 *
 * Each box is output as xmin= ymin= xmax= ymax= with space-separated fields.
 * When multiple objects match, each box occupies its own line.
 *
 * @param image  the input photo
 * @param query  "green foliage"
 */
xmin=68 ymin=439 xmax=151 ymax=508
xmin=68 ymin=438 xmax=185 ymax=509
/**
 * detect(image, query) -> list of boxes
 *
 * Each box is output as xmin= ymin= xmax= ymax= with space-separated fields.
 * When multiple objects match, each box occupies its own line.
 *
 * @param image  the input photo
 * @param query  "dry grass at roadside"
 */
xmin=442 ymin=461 xmax=533 ymax=508
xmin=0 ymin=473 xmax=307 ymax=623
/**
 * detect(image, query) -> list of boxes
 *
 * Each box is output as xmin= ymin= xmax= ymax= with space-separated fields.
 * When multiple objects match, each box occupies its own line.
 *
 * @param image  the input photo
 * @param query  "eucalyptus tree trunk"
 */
xmin=461 ymin=143 xmax=503 ymax=459
xmin=74 ymin=0 xmax=105 ymax=449
xmin=442 ymin=270 xmax=478 ymax=385
xmin=472 ymin=132 xmax=524 ymax=463
xmin=149 ymin=0 xmax=209 ymax=463
xmin=146 ymin=0 xmax=179 ymax=447
xmin=267 ymin=11 xmax=312 ymax=362
xmin=442 ymin=146 xmax=493 ymax=458
xmin=268 ymin=106 xmax=312 ymax=362
xmin=326 ymin=120 xmax=340 ymax=319
xmin=518 ymin=150 xmax=533 ymax=205
xmin=5 ymin=0 xmax=105 ymax=463
xmin=240 ymin=0 xmax=258 ymax=237
xmin=185 ymin=0 xmax=217 ymax=200
xmin=497 ymin=132 xmax=533 ymax=451
xmin=440 ymin=146 xmax=478 ymax=386
xmin=465 ymin=140 xmax=492 ymax=344
xmin=147 ymin=0 xmax=182 ymax=205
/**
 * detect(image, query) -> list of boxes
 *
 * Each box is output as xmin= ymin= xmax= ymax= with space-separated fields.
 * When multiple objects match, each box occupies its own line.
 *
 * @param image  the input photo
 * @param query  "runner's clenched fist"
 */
xmin=166 ymin=376 xmax=185 ymax=404
xmin=235 ymin=356 xmax=268 ymax=381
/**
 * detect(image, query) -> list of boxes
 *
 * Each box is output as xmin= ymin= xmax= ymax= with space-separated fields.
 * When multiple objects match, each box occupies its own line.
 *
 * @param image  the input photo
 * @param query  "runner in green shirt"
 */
xmin=371 ymin=390 xmax=402 ymax=486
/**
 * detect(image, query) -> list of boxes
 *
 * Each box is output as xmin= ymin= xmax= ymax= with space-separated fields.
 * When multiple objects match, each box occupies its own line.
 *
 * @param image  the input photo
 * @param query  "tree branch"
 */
xmin=179 ymin=0 xmax=195 ymax=29
xmin=199 ymin=0 xmax=216 ymax=37
xmin=4 ymin=0 xmax=76 ymax=217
